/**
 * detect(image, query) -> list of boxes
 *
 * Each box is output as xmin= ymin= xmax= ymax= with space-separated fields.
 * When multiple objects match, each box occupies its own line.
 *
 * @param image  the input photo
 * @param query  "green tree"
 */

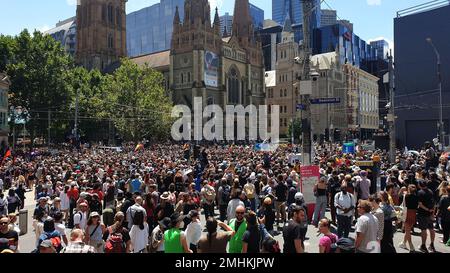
xmin=102 ymin=59 xmax=173 ymax=141
xmin=288 ymin=119 xmax=302 ymax=144
xmin=1 ymin=30 xmax=74 ymax=144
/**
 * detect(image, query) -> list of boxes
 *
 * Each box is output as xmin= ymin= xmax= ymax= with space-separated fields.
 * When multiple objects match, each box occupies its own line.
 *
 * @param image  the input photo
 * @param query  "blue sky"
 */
xmin=0 ymin=0 xmax=428 ymax=47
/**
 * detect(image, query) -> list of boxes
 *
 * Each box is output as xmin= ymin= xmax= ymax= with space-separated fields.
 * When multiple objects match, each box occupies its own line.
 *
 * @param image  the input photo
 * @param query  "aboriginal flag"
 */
xmin=1 ymin=148 xmax=11 ymax=164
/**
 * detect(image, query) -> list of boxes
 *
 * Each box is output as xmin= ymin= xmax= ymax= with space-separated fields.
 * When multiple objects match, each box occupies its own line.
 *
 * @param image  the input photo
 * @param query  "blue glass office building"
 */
xmin=249 ymin=3 xmax=264 ymax=30
xmin=127 ymin=0 xmax=184 ymax=57
xmin=313 ymin=24 xmax=376 ymax=70
xmin=272 ymin=0 xmax=321 ymax=28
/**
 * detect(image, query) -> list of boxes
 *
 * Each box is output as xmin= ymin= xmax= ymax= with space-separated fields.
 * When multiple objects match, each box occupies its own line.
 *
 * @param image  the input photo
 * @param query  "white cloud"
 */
xmin=367 ymin=0 xmax=382 ymax=6
xmin=66 ymin=0 xmax=78 ymax=6
xmin=37 ymin=24 xmax=51 ymax=33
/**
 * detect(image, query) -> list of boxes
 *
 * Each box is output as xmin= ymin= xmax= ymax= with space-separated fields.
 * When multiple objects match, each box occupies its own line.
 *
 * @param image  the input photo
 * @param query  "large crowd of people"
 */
xmin=0 ymin=140 xmax=449 ymax=254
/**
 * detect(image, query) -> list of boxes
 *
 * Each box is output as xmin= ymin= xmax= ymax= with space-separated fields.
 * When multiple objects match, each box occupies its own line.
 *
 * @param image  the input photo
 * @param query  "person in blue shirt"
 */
xmin=129 ymin=175 xmax=143 ymax=194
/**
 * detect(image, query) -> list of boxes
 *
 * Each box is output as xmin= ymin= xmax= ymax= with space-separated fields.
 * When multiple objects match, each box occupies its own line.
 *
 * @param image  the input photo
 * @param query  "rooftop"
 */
xmin=130 ymin=50 xmax=170 ymax=69
xmin=397 ymin=0 xmax=450 ymax=18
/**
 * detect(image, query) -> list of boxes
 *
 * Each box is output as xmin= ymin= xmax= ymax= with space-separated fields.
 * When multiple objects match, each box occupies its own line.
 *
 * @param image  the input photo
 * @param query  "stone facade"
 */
xmin=310 ymin=51 xmax=347 ymax=139
xmin=267 ymin=19 xmax=302 ymax=136
xmin=170 ymin=0 xmax=265 ymax=109
xmin=76 ymin=0 xmax=127 ymax=71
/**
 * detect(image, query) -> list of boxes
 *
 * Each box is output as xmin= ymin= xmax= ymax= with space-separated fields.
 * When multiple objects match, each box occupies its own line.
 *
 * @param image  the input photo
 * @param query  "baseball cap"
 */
xmin=294 ymin=192 xmax=304 ymax=201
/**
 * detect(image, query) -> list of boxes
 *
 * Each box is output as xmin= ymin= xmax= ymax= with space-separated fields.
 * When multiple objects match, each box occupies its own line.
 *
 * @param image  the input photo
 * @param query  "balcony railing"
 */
xmin=397 ymin=0 xmax=450 ymax=18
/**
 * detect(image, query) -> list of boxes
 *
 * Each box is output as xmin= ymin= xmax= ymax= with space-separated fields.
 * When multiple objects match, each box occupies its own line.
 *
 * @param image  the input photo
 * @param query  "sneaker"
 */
xmin=419 ymin=245 xmax=429 ymax=253
xmin=428 ymin=245 xmax=436 ymax=253
xmin=409 ymin=249 xmax=416 ymax=253
xmin=398 ymin=242 xmax=408 ymax=250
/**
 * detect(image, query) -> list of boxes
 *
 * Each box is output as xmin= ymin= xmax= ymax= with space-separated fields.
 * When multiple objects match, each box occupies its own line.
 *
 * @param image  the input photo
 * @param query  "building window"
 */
xmin=116 ymin=8 xmax=121 ymax=27
xmin=228 ymin=68 xmax=240 ymax=104
xmin=102 ymin=5 xmax=107 ymax=22
xmin=108 ymin=4 xmax=114 ymax=24
xmin=108 ymin=34 xmax=114 ymax=49
xmin=280 ymin=90 xmax=283 ymax=97
xmin=181 ymin=73 xmax=184 ymax=83
xmin=284 ymin=89 xmax=287 ymax=97
xmin=187 ymin=72 xmax=191 ymax=83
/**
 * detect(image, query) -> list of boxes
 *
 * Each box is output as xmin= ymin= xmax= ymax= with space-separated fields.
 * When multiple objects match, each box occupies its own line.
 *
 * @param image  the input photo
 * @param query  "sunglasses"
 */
xmin=0 ymin=222 xmax=8 ymax=225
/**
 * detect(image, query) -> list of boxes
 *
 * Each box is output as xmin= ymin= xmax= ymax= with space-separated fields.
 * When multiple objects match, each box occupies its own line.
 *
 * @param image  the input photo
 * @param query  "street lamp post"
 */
xmin=426 ymin=38 xmax=444 ymax=150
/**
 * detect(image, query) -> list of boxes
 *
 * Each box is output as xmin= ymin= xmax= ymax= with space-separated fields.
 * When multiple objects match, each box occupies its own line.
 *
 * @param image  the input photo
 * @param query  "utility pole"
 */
xmin=48 ymin=110 xmax=51 ymax=146
xmin=426 ymin=38 xmax=444 ymax=150
xmin=388 ymin=50 xmax=396 ymax=163
xmin=300 ymin=0 xmax=315 ymax=165
xmin=74 ymin=88 xmax=79 ymax=145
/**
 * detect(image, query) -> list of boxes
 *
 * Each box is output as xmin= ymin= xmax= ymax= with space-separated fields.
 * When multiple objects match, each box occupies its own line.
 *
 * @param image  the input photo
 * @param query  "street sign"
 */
xmin=310 ymin=97 xmax=341 ymax=104
xmin=296 ymin=104 xmax=306 ymax=111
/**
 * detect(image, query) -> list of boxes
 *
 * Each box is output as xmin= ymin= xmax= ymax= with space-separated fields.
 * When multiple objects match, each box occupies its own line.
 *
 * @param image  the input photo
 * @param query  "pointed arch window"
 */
xmin=108 ymin=4 xmax=114 ymax=24
xmin=228 ymin=68 xmax=240 ymax=104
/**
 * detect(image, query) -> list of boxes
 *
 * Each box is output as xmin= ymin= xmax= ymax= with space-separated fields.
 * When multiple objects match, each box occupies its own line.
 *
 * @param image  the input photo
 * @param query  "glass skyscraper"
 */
xmin=127 ymin=0 xmax=184 ymax=57
xmin=370 ymin=39 xmax=389 ymax=60
xmin=272 ymin=0 xmax=321 ymax=28
xmin=313 ymin=23 xmax=376 ymax=70
xmin=249 ymin=3 xmax=264 ymax=30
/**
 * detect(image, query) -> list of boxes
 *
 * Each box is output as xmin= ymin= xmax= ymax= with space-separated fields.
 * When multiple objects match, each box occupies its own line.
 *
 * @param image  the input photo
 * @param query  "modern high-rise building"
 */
xmin=313 ymin=23 xmax=376 ymax=70
xmin=249 ymin=3 xmax=264 ymax=30
xmin=127 ymin=0 xmax=184 ymax=57
xmin=219 ymin=12 xmax=233 ymax=37
xmin=272 ymin=0 xmax=321 ymax=27
xmin=321 ymin=9 xmax=337 ymax=27
xmin=370 ymin=39 xmax=389 ymax=60
xmin=395 ymin=1 xmax=450 ymax=148
xmin=45 ymin=17 xmax=77 ymax=57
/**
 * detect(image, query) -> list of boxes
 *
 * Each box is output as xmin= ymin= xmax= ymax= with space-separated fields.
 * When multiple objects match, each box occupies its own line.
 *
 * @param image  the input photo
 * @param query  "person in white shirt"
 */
xmin=334 ymin=182 xmax=356 ymax=239
xmin=53 ymin=212 xmax=68 ymax=246
xmin=126 ymin=196 xmax=147 ymax=230
xmin=355 ymin=200 xmax=380 ymax=253
xmin=129 ymin=210 xmax=149 ymax=253
xmin=227 ymin=189 xmax=245 ymax=223
xmin=73 ymin=202 xmax=89 ymax=230
xmin=185 ymin=210 xmax=202 ymax=253
xmin=59 ymin=186 xmax=70 ymax=222
xmin=150 ymin=218 xmax=170 ymax=253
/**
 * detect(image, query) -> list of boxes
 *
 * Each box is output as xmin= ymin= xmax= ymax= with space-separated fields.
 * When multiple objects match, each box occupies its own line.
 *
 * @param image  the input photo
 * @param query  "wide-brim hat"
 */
xmin=158 ymin=217 xmax=171 ymax=230
xmin=170 ymin=212 xmax=185 ymax=225
xmin=160 ymin=192 xmax=170 ymax=200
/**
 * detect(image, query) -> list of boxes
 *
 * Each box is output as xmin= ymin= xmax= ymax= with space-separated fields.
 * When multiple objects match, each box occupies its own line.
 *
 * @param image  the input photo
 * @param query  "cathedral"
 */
xmin=75 ymin=0 xmax=127 ymax=71
xmin=131 ymin=0 xmax=266 ymax=110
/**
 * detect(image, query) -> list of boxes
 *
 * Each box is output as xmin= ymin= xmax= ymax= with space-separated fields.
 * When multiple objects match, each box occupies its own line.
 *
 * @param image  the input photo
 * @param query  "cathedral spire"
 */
xmin=214 ymin=7 xmax=221 ymax=34
xmin=174 ymin=5 xmax=180 ymax=25
xmin=231 ymin=0 xmax=253 ymax=45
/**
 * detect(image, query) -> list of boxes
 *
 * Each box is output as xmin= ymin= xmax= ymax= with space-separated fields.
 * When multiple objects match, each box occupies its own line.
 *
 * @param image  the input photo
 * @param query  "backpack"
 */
xmin=221 ymin=185 xmax=231 ymax=203
xmin=40 ymin=232 xmax=63 ymax=253
xmin=105 ymin=227 xmax=125 ymax=253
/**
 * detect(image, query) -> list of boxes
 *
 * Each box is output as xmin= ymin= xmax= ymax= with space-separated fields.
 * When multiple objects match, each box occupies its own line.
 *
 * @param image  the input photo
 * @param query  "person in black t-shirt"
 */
xmin=417 ymin=180 xmax=436 ymax=253
xmin=0 ymin=216 xmax=19 ymax=253
xmin=242 ymin=211 xmax=261 ymax=253
xmin=274 ymin=175 xmax=288 ymax=226
xmin=282 ymin=205 xmax=305 ymax=253
xmin=437 ymin=186 xmax=450 ymax=244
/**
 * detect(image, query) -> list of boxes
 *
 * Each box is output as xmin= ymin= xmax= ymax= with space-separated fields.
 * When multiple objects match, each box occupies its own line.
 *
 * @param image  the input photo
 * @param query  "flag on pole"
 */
xmin=1 ymin=148 xmax=11 ymax=164
xmin=135 ymin=144 xmax=144 ymax=152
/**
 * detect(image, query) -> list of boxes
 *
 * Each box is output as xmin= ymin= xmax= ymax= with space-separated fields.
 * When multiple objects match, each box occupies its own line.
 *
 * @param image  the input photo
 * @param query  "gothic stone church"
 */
xmin=131 ymin=0 xmax=266 ymax=110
